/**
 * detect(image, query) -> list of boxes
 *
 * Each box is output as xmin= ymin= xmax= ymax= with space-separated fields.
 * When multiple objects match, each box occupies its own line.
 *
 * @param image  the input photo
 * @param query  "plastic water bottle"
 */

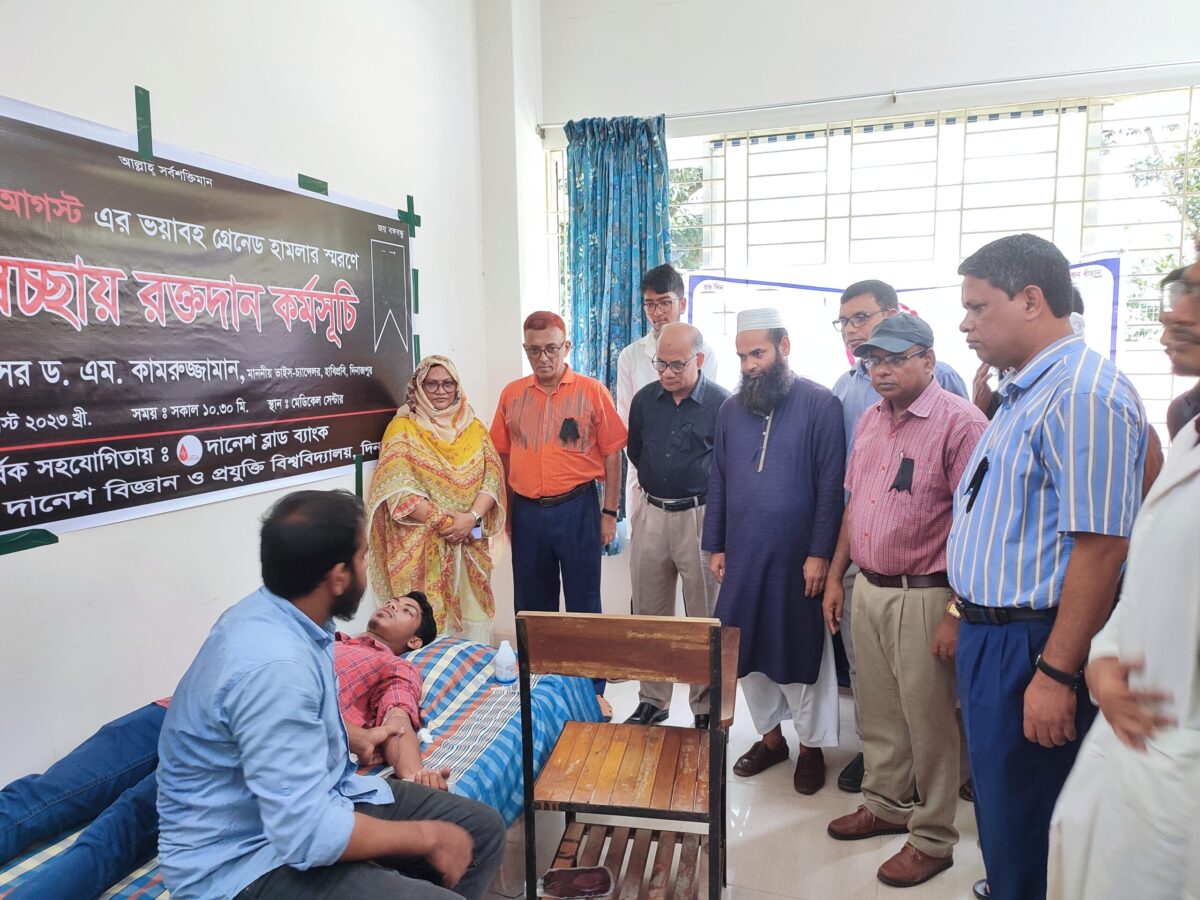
xmin=493 ymin=640 xmax=518 ymax=686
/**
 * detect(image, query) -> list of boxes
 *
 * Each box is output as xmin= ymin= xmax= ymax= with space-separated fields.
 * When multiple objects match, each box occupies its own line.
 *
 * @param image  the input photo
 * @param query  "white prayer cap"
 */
xmin=736 ymin=307 xmax=785 ymax=333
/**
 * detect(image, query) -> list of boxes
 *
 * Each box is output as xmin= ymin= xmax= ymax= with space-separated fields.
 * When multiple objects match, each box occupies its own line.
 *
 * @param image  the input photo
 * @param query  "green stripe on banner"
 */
xmin=354 ymin=454 xmax=363 ymax=498
xmin=414 ymin=334 xmax=421 ymax=363
xmin=412 ymin=268 xmax=419 ymax=315
xmin=134 ymin=86 xmax=153 ymax=162
xmin=0 ymin=529 xmax=58 ymax=557
xmin=297 ymin=173 xmax=328 ymax=195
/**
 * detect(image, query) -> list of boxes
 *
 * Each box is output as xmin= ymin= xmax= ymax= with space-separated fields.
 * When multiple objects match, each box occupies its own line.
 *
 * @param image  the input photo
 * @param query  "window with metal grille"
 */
xmin=546 ymin=85 xmax=1199 ymax=435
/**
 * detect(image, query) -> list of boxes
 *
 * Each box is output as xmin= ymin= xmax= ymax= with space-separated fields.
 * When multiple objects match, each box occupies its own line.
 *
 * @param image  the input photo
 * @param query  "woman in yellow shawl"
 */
xmin=367 ymin=355 xmax=506 ymax=642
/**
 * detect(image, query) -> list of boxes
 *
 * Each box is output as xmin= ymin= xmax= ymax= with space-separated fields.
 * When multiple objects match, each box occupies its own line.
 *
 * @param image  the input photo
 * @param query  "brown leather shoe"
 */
xmin=876 ymin=843 xmax=953 ymax=887
xmin=733 ymin=739 xmax=789 ymax=777
xmin=792 ymin=745 xmax=826 ymax=794
xmin=826 ymin=805 xmax=909 ymax=841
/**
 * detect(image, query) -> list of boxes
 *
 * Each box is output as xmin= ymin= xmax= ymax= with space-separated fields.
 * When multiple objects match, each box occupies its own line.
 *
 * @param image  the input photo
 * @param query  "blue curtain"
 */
xmin=564 ymin=115 xmax=671 ymax=394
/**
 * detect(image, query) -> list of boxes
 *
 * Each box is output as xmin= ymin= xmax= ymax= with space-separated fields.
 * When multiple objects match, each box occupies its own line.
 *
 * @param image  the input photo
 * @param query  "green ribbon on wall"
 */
xmin=0 ymin=529 xmax=58 ymax=557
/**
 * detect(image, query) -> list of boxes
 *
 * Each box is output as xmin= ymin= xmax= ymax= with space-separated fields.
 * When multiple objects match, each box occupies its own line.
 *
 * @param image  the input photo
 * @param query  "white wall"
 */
xmin=0 ymin=0 xmax=492 ymax=783
xmin=542 ymin=0 xmax=1200 ymax=139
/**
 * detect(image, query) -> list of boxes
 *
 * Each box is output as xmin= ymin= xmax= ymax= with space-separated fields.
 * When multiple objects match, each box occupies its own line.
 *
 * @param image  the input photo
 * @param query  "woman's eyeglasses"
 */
xmin=421 ymin=379 xmax=458 ymax=394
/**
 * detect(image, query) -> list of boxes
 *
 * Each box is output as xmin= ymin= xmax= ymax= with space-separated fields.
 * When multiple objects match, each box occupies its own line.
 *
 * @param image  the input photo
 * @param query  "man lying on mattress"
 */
xmin=0 ymin=571 xmax=469 ymax=900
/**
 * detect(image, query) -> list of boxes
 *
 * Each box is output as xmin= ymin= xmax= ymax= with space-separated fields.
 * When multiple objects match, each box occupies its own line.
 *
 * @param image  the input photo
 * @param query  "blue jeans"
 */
xmin=0 ymin=703 xmax=165 ymax=900
xmin=510 ymin=488 xmax=606 ymax=692
xmin=956 ymin=618 xmax=1095 ymax=900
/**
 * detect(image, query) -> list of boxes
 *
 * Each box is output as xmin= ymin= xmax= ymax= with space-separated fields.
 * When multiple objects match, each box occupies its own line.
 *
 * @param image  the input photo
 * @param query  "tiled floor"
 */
xmin=492 ymin=680 xmax=984 ymax=900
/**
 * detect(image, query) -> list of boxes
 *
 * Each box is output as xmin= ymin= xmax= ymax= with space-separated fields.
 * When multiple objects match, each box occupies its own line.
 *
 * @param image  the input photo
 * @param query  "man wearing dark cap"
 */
xmin=824 ymin=314 xmax=988 ymax=888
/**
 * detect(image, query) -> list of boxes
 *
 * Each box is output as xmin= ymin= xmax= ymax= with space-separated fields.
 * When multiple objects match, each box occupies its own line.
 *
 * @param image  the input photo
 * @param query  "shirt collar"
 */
xmin=870 ymin=377 xmax=941 ymax=421
xmin=639 ymin=331 xmax=658 ymax=357
xmin=999 ymin=334 xmax=1084 ymax=398
xmin=262 ymin=586 xmax=335 ymax=647
xmin=655 ymin=372 xmax=708 ymax=404
xmin=336 ymin=631 xmax=394 ymax=654
xmin=523 ymin=364 xmax=576 ymax=392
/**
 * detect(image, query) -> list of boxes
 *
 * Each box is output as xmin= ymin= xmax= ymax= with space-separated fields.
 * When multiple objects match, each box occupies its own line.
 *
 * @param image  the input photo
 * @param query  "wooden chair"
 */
xmin=516 ymin=612 xmax=739 ymax=900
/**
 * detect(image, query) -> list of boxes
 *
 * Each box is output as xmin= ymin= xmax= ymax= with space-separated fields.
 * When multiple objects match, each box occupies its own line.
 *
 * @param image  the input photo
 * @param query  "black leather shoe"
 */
xmin=624 ymin=702 xmax=668 ymax=725
xmin=693 ymin=714 xmax=710 ymax=729
xmin=972 ymin=878 xmax=990 ymax=899
xmin=837 ymin=752 xmax=864 ymax=792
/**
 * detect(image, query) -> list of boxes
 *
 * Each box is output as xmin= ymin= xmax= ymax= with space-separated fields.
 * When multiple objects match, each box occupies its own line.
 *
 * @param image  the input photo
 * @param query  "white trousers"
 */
xmin=738 ymin=629 xmax=841 ymax=749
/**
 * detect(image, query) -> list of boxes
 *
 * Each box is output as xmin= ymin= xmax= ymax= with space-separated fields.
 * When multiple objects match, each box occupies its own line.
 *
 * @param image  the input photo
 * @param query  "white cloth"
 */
xmin=615 ymin=330 xmax=718 ymax=506
xmin=1048 ymin=417 xmax=1200 ymax=900
xmin=737 ymin=629 xmax=841 ymax=748
xmin=736 ymin=307 xmax=784 ymax=333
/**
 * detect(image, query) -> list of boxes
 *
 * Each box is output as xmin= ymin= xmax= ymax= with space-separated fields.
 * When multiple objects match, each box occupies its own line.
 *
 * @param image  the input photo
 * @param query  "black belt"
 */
xmin=860 ymin=569 xmax=949 ymax=590
xmin=956 ymin=600 xmax=1056 ymax=625
xmin=645 ymin=493 xmax=705 ymax=512
xmin=518 ymin=481 xmax=593 ymax=508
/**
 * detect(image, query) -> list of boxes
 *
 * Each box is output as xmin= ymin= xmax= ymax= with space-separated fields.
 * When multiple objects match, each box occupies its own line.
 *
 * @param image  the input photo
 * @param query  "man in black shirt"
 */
xmin=624 ymin=322 xmax=731 ymax=728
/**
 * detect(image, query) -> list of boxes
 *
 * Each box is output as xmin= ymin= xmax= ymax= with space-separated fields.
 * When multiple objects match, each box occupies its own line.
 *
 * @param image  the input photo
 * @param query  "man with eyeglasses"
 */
xmin=489 ymin=312 xmax=626 ymax=684
xmin=616 ymin=265 xmax=718 ymax=424
xmin=823 ymin=315 xmax=988 ymax=888
xmin=623 ymin=322 xmax=729 ymax=728
xmin=947 ymin=234 xmax=1148 ymax=900
xmin=827 ymin=279 xmax=969 ymax=794
xmin=615 ymin=265 xmax=718 ymax=530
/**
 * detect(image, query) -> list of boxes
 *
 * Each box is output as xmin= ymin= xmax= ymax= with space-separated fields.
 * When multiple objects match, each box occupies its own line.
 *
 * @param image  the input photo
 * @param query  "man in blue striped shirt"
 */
xmin=946 ymin=234 xmax=1148 ymax=900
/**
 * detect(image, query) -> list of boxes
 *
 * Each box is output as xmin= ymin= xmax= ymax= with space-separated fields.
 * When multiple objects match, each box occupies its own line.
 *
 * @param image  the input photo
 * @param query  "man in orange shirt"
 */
xmin=490 ymin=312 xmax=627 ymax=647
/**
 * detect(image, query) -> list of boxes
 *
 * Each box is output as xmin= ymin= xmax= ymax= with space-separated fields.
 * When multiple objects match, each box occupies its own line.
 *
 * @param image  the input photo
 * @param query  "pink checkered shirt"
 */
xmin=845 ymin=378 xmax=988 ymax=576
xmin=334 ymin=632 xmax=423 ymax=730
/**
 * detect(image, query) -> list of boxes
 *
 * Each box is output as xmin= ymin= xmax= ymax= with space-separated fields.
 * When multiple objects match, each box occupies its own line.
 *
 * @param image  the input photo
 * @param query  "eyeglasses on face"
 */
xmin=421 ymin=379 xmax=458 ymax=394
xmin=652 ymin=355 xmax=697 ymax=374
xmin=1162 ymin=279 xmax=1200 ymax=313
xmin=832 ymin=309 xmax=884 ymax=332
xmin=523 ymin=343 xmax=566 ymax=359
xmin=643 ymin=298 xmax=678 ymax=313
xmin=862 ymin=349 xmax=929 ymax=370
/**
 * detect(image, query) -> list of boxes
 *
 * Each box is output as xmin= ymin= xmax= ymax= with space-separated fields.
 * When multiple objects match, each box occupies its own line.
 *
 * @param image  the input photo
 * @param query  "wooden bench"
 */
xmin=516 ymin=612 xmax=739 ymax=900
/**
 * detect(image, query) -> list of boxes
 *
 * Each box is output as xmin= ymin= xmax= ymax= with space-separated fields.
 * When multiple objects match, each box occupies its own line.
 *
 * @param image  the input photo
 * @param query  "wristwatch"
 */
xmin=1034 ymin=653 xmax=1084 ymax=690
xmin=471 ymin=511 xmax=483 ymax=529
xmin=945 ymin=599 xmax=962 ymax=619
xmin=601 ymin=507 xmax=618 ymax=518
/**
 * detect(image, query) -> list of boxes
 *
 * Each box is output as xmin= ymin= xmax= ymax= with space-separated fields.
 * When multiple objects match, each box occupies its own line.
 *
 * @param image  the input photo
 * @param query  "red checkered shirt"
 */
xmin=845 ymin=378 xmax=988 ymax=576
xmin=334 ymin=632 xmax=423 ymax=730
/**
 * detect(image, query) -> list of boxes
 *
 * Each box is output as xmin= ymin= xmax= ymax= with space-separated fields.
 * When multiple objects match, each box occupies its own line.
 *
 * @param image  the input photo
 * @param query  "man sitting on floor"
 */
xmin=156 ymin=489 xmax=504 ymax=900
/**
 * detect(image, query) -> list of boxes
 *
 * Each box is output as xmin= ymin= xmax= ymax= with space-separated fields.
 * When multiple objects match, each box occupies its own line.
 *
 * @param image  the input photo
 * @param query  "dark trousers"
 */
xmin=510 ymin=488 xmax=605 ymax=692
xmin=237 ymin=778 xmax=505 ymax=900
xmin=956 ymin=617 xmax=1096 ymax=900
